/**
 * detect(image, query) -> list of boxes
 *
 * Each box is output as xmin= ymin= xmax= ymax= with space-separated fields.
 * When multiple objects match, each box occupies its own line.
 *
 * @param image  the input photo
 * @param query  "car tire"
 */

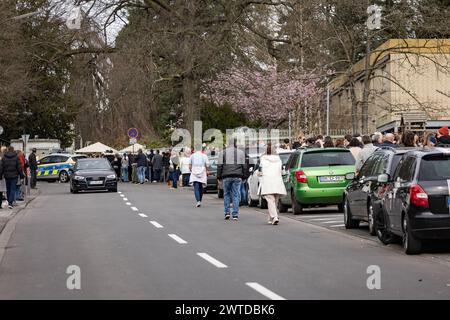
xmin=259 ymin=196 xmax=268 ymax=209
xmin=70 ymin=186 xmax=78 ymax=194
xmin=403 ymin=214 xmax=422 ymax=255
xmin=368 ymin=201 xmax=377 ymax=236
xmin=344 ymin=198 xmax=359 ymax=229
xmin=218 ymin=189 xmax=224 ymax=199
xmin=109 ymin=188 xmax=118 ymax=193
xmin=59 ymin=170 xmax=69 ymax=183
xmin=278 ymin=199 xmax=288 ymax=213
xmin=291 ymin=192 xmax=303 ymax=215
xmin=337 ymin=203 xmax=344 ymax=212
xmin=248 ymin=194 xmax=258 ymax=207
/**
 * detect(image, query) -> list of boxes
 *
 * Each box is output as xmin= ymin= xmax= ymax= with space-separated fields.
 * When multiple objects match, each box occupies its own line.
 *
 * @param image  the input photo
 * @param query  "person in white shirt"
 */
xmin=179 ymin=151 xmax=191 ymax=187
xmin=189 ymin=147 xmax=209 ymax=207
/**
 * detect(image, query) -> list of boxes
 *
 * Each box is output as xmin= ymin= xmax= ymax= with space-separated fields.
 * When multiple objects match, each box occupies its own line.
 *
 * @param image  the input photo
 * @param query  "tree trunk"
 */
xmin=182 ymin=75 xmax=200 ymax=134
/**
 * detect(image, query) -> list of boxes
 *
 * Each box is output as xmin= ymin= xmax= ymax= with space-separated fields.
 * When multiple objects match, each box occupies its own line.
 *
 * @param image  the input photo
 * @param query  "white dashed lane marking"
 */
xmin=117 ymin=191 xmax=122 ymax=194
xmin=196 ymin=253 xmax=227 ymax=268
xmin=126 ymin=202 xmax=131 ymax=206
xmin=149 ymin=221 xmax=164 ymax=228
xmin=123 ymin=198 xmax=128 ymax=201
xmin=138 ymin=213 xmax=148 ymax=218
xmin=168 ymin=234 xmax=188 ymax=244
xmin=246 ymin=282 xmax=286 ymax=300
xmin=120 ymin=194 xmax=125 ymax=197
xmin=131 ymin=207 xmax=139 ymax=211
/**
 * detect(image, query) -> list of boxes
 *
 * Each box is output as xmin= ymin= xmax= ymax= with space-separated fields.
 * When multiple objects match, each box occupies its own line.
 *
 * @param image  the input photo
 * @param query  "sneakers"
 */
xmin=8 ymin=205 xmax=13 ymax=209
xmin=196 ymin=201 xmax=201 ymax=208
xmin=224 ymin=214 xmax=230 ymax=220
xmin=233 ymin=217 xmax=238 ymax=221
xmin=272 ymin=218 xmax=279 ymax=225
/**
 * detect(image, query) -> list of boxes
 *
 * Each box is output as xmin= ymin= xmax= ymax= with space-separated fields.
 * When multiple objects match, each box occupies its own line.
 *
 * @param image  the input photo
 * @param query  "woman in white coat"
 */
xmin=258 ymin=143 xmax=287 ymax=225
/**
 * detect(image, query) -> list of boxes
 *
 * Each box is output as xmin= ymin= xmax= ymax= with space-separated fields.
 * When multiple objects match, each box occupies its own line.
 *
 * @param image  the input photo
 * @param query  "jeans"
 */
xmin=137 ymin=166 xmax=146 ymax=183
xmin=240 ymin=181 xmax=248 ymax=205
xmin=121 ymin=167 xmax=129 ymax=182
xmin=170 ymin=170 xmax=180 ymax=188
xmin=182 ymin=173 xmax=190 ymax=187
xmin=5 ymin=178 xmax=17 ymax=206
xmin=30 ymin=169 xmax=37 ymax=188
xmin=223 ymin=177 xmax=242 ymax=217
xmin=193 ymin=182 xmax=204 ymax=202
xmin=15 ymin=184 xmax=23 ymax=200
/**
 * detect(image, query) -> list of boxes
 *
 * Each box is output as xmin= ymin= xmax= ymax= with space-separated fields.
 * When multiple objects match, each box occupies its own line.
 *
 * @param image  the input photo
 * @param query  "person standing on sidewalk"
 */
xmin=136 ymin=149 xmax=147 ymax=184
xmin=28 ymin=148 xmax=38 ymax=189
xmin=189 ymin=146 xmax=209 ymax=207
xmin=258 ymin=142 xmax=286 ymax=225
xmin=179 ymin=150 xmax=191 ymax=187
xmin=0 ymin=146 xmax=25 ymax=209
xmin=121 ymin=153 xmax=129 ymax=182
xmin=0 ymin=147 xmax=7 ymax=209
xmin=217 ymin=138 xmax=249 ymax=221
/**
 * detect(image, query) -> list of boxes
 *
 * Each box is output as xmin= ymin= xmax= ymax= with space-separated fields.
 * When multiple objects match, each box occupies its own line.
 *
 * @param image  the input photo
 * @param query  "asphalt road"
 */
xmin=0 ymin=182 xmax=450 ymax=300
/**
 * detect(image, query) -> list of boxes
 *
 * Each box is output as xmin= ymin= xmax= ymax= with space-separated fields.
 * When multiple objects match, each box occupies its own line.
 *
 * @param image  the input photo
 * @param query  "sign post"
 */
xmin=127 ymin=128 xmax=139 ymax=154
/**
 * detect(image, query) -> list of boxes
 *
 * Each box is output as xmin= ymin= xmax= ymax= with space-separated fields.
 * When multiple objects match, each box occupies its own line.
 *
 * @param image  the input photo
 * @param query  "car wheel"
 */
xmin=278 ymin=199 xmax=288 ymax=213
xmin=218 ymin=189 xmax=224 ymax=199
xmin=109 ymin=188 xmax=118 ymax=193
xmin=344 ymin=198 xmax=359 ymax=229
xmin=248 ymin=194 xmax=258 ymax=207
xmin=403 ymin=214 xmax=422 ymax=255
xmin=291 ymin=192 xmax=303 ymax=215
xmin=59 ymin=171 xmax=69 ymax=183
xmin=368 ymin=202 xmax=377 ymax=236
xmin=337 ymin=203 xmax=344 ymax=212
xmin=70 ymin=185 xmax=78 ymax=194
xmin=259 ymin=196 xmax=268 ymax=209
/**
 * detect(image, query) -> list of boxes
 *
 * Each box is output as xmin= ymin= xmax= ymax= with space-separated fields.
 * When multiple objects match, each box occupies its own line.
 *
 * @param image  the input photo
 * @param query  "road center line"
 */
xmin=131 ymin=207 xmax=139 ymax=211
xmin=246 ymin=282 xmax=286 ymax=300
xmin=138 ymin=213 xmax=148 ymax=218
xmin=117 ymin=191 xmax=122 ymax=194
xmin=120 ymin=194 xmax=125 ymax=197
xmin=126 ymin=202 xmax=131 ymax=206
xmin=168 ymin=234 xmax=188 ymax=244
xmin=123 ymin=198 xmax=128 ymax=201
xmin=149 ymin=221 xmax=163 ymax=228
xmin=196 ymin=253 xmax=227 ymax=268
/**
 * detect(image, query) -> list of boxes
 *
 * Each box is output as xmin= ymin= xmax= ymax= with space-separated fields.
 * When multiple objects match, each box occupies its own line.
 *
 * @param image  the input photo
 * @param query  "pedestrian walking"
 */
xmin=189 ymin=146 xmax=209 ymax=207
xmin=217 ymin=138 xmax=249 ymax=220
xmin=136 ymin=149 xmax=147 ymax=184
xmin=179 ymin=151 xmax=191 ymax=187
xmin=0 ymin=147 xmax=7 ymax=209
xmin=152 ymin=150 xmax=163 ymax=182
xmin=15 ymin=150 xmax=26 ymax=202
xmin=258 ymin=143 xmax=286 ymax=225
xmin=169 ymin=152 xmax=180 ymax=189
xmin=121 ymin=153 xmax=129 ymax=182
xmin=112 ymin=153 xmax=122 ymax=181
xmin=0 ymin=146 xmax=25 ymax=209
xmin=28 ymin=148 xmax=38 ymax=189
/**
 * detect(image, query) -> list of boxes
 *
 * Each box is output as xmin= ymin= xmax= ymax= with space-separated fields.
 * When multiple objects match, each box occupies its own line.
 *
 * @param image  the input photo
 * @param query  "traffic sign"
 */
xmin=129 ymin=138 xmax=137 ymax=145
xmin=128 ymin=128 xmax=139 ymax=138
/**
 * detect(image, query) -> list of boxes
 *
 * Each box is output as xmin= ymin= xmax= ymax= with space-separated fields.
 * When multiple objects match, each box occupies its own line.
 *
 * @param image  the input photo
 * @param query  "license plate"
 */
xmin=319 ymin=176 xmax=345 ymax=182
xmin=89 ymin=181 xmax=103 ymax=185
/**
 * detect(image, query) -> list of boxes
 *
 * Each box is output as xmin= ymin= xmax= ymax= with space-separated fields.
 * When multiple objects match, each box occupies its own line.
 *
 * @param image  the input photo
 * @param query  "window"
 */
xmin=39 ymin=156 xmax=53 ymax=164
xmin=373 ymin=154 xmax=389 ymax=175
xmin=394 ymin=157 xmax=416 ymax=182
xmin=418 ymin=156 xmax=450 ymax=181
xmin=358 ymin=154 xmax=379 ymax=178
xmin=287 ymin=153 xmax=300 ymax=170
xmin=300 ymin=151 xmax=355 ymax=168
xmin=53 ymin=156 xmax=69 ymax=163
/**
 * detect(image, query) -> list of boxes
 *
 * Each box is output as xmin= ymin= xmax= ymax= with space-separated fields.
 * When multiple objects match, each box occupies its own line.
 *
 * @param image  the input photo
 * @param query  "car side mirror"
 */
xmin=345 ymin=172 xmax=356 ymax=180
xmin=377 ymin=173 xmax=389 ymax=183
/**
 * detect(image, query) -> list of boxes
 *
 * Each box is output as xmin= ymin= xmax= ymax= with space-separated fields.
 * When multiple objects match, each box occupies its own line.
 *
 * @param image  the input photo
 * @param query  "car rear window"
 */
xmin=301 ymin=151 xmax=355 ymax=168
xmin=418 ymin=156 xmax=450 ymax=181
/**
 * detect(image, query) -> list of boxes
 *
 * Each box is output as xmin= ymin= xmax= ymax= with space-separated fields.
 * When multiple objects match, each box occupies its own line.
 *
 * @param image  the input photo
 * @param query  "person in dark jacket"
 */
xmin=379 ymin=133 xmax=397 ymax=148
xmin=152 ymin=150 xmax=163 ymax=182
xmin=112 ymin=153 xmax=122 ymax=181
xmin=161 ymin=152 xmax=170 ymax=182
xmin=136 ymin=149 xmax=147 ymax=184
xmin=437 ymin=126 xmax=450 ymax=146
xmin=0 ymin=146 xmax=25 ymax=209
xmin=217 ymin=139 xmax=249 ymax=220
xmin=28 ymin=148 xmax=38 ymax=189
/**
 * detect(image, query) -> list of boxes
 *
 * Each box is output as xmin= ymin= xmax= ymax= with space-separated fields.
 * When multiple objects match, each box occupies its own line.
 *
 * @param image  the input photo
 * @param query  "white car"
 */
xmin=247 ymin=150 xmax=293 ymax=208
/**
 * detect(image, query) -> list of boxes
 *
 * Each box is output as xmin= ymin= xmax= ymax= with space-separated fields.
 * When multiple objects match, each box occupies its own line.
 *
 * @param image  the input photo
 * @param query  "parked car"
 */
xmin=206 ymin=157 xmax=218 ymax=193
xmin=247 ymin=150 xmax=293 ymax=208
xmin=377 ymin=148 xmax=450 ymax=254
xmin=37 ymin=153 xmax=87 ymax=183
xmin=69 ymin=158 xmax=118 ymax=193
xmin=278 ymin=148 xmax=356 ymax=214
xmin=344 ymin=147 xmax=417 ymax=235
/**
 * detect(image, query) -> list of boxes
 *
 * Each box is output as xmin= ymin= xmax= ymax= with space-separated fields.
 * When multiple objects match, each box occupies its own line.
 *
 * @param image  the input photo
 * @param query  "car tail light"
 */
xmin=295 ymin=170 xmax=307 ymax=183
xmin=410 ymin=184 xmax=429 ymax=208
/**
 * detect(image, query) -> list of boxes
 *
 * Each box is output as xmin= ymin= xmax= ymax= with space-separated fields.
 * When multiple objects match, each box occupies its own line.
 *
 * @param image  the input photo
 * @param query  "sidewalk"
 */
xmin=0 ymin=188 xmax=40 ymax=235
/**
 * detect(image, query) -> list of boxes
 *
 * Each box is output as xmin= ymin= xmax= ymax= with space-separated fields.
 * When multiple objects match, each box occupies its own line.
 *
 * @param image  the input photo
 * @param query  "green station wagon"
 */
xmin=278 ymin=148 xmax=356 ymax=214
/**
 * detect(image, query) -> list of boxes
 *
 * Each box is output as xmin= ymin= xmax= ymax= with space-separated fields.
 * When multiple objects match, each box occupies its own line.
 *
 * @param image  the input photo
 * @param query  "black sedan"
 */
xmin=70 ymin=158 xmax=118 ymax=193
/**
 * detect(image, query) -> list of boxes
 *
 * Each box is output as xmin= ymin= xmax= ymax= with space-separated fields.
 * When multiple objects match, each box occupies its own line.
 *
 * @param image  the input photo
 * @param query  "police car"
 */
xmin=37 ymin=153 xmax=88 ymax=183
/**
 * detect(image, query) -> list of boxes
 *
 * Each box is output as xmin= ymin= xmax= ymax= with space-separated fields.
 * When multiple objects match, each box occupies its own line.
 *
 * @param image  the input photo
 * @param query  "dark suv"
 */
xmin=344 ymin=147 xmax=417 ymax=235
xmin=377 ymin=148 xmax=450 ymax=254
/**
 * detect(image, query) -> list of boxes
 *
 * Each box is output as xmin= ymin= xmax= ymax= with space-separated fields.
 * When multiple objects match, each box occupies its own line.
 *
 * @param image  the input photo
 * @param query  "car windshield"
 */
xmin=418 ymin=156 xmax=450 ymax=181
xmin=301 ymin=151 xmax=355 ymax=167
xmin=77 ymin=159 xmax=111 ymax=171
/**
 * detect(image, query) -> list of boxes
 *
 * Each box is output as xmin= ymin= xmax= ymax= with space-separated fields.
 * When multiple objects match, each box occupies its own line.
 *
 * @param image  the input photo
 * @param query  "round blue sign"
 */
xmin=128 ymin=128 xmax=139 ymax=138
